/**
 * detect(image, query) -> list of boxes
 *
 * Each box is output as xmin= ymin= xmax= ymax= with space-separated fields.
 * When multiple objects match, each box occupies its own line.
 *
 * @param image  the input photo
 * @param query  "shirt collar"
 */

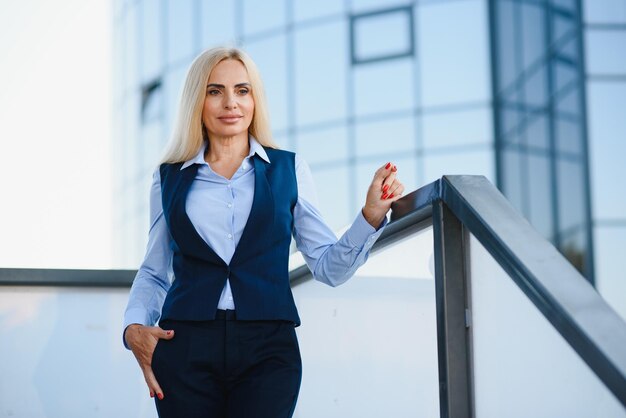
xmin=180 ymin=135 xmax=270 ymax=170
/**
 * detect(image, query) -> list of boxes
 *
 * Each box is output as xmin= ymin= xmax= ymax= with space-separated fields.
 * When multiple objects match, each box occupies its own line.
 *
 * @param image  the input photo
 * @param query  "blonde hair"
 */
xmin=160 ymin=47 xmax=279 ymax=164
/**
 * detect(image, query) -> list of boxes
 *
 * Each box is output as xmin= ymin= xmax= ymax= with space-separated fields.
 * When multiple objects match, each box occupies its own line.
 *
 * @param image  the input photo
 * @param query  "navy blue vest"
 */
xmin=159 ymin=147 xmax=301 ymax=325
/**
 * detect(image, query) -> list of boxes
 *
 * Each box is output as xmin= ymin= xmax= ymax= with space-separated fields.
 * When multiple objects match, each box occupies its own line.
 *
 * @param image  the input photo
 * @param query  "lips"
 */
xmin=218 ymin=115 xmax=243 ymax=122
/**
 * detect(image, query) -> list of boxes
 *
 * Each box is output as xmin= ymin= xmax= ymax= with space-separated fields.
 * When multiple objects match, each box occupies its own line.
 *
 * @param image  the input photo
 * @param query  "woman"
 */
xmin=123 ymin=46 xmax=404 ymax=418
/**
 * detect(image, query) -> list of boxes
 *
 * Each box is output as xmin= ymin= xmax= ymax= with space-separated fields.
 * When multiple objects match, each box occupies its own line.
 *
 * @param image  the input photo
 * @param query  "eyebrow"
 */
xmin=206 ymin=83 xmax=251 ymax=89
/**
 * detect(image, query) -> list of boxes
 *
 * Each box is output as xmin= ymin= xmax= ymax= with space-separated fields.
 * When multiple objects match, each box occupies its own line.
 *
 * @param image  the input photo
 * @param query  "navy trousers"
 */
xmin=152 ymin=311 xmax=302 ymax=418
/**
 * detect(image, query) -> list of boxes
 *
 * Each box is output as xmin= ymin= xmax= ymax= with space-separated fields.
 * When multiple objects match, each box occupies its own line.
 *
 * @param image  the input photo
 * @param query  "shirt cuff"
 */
xmin=345 ymin=209 xmax=388 ymax=249
xmin=122 ymin=308 xmax=152 ymax=350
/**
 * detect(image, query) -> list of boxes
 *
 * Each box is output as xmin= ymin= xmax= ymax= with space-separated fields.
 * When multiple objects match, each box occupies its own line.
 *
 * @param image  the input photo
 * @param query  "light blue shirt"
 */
xmin=123 ymin=136 xmax=387 ymax=340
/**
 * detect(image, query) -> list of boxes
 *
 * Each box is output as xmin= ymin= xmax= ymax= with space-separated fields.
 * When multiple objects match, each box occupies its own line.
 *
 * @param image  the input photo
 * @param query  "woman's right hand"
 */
xmin=125 ymin=324 xmax=175 ymax=400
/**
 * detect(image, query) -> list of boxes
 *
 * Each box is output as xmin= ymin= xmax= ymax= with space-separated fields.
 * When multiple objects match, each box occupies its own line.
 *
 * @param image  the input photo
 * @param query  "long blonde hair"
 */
xmin=159 ymin=47 xmax=279 ymax=164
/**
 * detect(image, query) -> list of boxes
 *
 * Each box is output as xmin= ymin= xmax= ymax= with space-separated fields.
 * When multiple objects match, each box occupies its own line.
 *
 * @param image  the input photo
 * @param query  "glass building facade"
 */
xmin=112 ymin=0 xmax=622 ymax=312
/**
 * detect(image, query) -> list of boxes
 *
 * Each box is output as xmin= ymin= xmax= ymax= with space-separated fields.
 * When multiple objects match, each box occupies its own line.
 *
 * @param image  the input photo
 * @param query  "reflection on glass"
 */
xmin=469 ymin=234 xmax=626 ymax=418
xmin=291 ymin=226 xmax=440 ymax=417
xmin=0 ymin=286 xmax=159 ymax=418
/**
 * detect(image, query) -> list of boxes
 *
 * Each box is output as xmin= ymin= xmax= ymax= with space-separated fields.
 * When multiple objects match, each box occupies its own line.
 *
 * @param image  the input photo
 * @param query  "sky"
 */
xmin=0 ymin=0 xmax=112 ymax=268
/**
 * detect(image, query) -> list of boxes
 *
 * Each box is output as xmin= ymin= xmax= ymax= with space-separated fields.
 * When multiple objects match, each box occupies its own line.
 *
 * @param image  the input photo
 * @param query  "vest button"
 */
xmin=227 ymin=233 xmax=233 ymax=239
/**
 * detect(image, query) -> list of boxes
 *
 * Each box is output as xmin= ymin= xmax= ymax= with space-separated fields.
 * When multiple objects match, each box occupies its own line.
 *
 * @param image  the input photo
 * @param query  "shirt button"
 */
xmin=227 ymin=184 xmax=231 ymax=188
xmin=227 ymin=234 xmax=233 ymax=239
xmin=227 ymin=203 xmax=232 ymax=208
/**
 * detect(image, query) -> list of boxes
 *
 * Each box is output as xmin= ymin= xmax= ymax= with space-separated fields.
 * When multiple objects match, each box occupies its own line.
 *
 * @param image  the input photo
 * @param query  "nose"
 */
xmin=224 ymin=93 xmax=237 ymax=109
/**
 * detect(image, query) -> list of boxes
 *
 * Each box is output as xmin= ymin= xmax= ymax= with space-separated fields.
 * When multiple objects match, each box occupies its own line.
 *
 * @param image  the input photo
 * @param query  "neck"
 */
xmin=205 ymin=133 xmax=250 ymax=163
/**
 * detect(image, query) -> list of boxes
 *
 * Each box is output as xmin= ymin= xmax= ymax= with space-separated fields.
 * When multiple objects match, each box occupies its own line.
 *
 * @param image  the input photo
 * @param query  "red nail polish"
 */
xmin=157 ymin=393 xmax=164 ymax=400
xmin=385 ymin=162 xmax=391 ymax=169
xmin=389 ymin=193 xmax=394 ymax=198
xmin=383 ymin=184 xmax=389 ymax=192
xmin=382 ymin=193 xmax=388 ymax=199
xmin=392 ymin=165 xmax=397 ymax=172
xmin=166 ymin=331 xmax=172 ymax=335
xmin=150 ymin=392 xmax=154 ymax=398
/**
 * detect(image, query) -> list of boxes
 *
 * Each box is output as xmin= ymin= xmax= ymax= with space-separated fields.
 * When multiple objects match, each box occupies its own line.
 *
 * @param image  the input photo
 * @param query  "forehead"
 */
xmin=208 ymin=59 xmax=249 ymax=83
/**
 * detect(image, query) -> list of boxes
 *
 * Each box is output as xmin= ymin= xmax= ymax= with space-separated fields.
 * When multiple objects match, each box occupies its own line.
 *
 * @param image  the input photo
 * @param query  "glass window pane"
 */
xmin=309 ymin=165 xmax=352 ymax=230
xmin=419 ymin=0 xmax=490 ymax=106
xmin=244 ymin=35 xmax=289 ymax=133
xmin=524 ymin=113 xmax=550 ymax=150
xmin=163 ymin=64 xmax=188 ymax=137
xmin=523 ymin=67 xmax=549 ymax=108
xmin=0 ymin=287 xmax=159 ymax=416
xmin=586 ymin=30 xmax=626 ymax=75
xmin=583 ymin=0 xmax=626 ymax=24
xmin=423 ymin=148 xmax=494 ymax=185
xmin=353 ymin=58 xmax=414 ymax=116
xmin=469 ymin=234 xmax=626 ymax=418
xmin=294 ymin=21 xmax=348 ymax=126
xmin=555 ymin=118 xmax=582 ymax=155
xmin=294 ymin=0 xmax=343 ymax=23
xmin=557 ymin=158 xmax=585 ymax=233
xmin=201 ymin=1 xmax=236 ymax=47
xmin=122 ymin=3 xmax=138 ymax=92
xmin=496 ymin=0 xmax=518 ymax=92
xmin=292 ymin=225 xmax=440 ymax=416
xmin=594 ymin=226 xmax=626 ymax=322
xmin=587 ymin=83 xmax=626 ymax=219
xmin=139 ymin=0 xmax=162 ymax=82
xmin=355 ymin=116 xmax=416 ymax=157
xmin=527 ymin=154 xmax=554 ymax=240
xmin=521 ymin=2 xmax=546 ymax=69
xmin=500 ymin=148 xmax=525 ymax=214
xmin=350 ymin=0 xmax=413 ymax=14
xmin=166 ymin=0 xmax=195 ymax=65
xmin=554 ymin=61 xmax=578 ymax=93
xmin=555 ymin=86 xmax=581 ymax=116
xmin=243 ymin=0 xmax=286 ymax=36
xmin=296 ymin=125 xmax=349 ymax=166
xmin=422 ymin=107 xmax=492 ymax=149
xmin=353 ymin=8 xmax=412 ymax=62
xmin=553 ymin=13 xmax=576 ymax=42
xmin=560 ymin=227 xmax=588 ymax=276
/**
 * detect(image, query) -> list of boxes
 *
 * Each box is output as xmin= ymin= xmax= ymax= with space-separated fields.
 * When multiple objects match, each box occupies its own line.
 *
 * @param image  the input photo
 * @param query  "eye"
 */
xmin=238 ymin=88 xmax=250 ymax=95
xmin=207 ymin=89 xmax=220 ymax=96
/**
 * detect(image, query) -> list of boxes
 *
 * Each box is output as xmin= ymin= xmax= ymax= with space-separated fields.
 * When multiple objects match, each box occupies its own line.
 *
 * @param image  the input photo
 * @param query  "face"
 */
xmin=202 ymin=59 xmax=255 ymax=140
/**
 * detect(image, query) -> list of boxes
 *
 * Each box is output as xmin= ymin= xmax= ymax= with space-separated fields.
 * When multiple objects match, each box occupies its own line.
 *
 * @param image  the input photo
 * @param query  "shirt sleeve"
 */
xmin=122 ymin=167 xmax=173 ymax=349
xmin=292 ymin=154 xmax=388 ymax=287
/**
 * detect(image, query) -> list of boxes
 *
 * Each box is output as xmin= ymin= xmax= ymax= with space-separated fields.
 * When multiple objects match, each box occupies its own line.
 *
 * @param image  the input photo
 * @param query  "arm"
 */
xmin=292 ymin=155 xmax=403 ymax=287
xmin=122 ymin=168 xmax=173 ymax=349
xmin=122 ymin=167 xmax=176 ymax=400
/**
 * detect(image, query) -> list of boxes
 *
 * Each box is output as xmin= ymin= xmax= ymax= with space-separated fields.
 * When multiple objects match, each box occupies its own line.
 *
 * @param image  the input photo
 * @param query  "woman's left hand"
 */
xmin=362 ymin=162 xmax=405 ymax=229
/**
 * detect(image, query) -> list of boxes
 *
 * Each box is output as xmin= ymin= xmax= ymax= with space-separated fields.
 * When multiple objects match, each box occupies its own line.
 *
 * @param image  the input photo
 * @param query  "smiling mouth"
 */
xmin=219 ymin=115 xmax=243 ymax=121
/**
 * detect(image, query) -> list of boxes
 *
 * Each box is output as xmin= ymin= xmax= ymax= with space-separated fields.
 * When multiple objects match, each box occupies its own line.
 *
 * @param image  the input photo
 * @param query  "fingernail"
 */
xmin=385 ymin=162 xmax=391 ymax=169
xmin=150 ymin=391 xmax=154 ymax=398
xmin=392 ymin=165 xmax=397 ymax=172
xmin=166 ymin=331 xmax=172 ymax=335
xmin=382 ymin=184 xmax=389 ymax=192
xmin=389 ymin=193 xmax=394 ymax=198
xmin=157 ymin=393 xmax=164 ymax=400
xmin=382 ymin=193 xmax=388 ymax=199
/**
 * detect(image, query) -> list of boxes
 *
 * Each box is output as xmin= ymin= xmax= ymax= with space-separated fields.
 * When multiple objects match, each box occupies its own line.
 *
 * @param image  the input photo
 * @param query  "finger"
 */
xmin=143 ymin=367 xmax=165 ymax=400
xmin=373 ymin=162 xmax=394 ymax=186
xmin=386 ymin=179 xmax=401 ymax=195
xmin=381 ymin=171 xmax=397 ymax=194
xmin=156 ymin=327 xmax=175 ymax=340
xmin=387 ymin=183 xmax=405 ymax=201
